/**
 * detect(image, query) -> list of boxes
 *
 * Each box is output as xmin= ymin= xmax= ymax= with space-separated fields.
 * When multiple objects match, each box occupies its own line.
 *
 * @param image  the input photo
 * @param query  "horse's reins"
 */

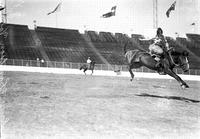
xmin=168 ymin=51 xmax=180 ymax=67
xmin=168 ymin=50 xmax=189 ymax=67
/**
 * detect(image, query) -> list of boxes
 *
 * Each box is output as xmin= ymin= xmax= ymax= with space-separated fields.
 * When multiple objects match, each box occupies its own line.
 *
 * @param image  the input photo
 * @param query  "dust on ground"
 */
xmin=1 ymin=71 xmax=200 ymax=139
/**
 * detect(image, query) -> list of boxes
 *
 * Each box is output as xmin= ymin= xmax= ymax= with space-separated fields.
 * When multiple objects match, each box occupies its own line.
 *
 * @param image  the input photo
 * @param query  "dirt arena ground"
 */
xmin=1 ymin=71 xmax=200 ymax=139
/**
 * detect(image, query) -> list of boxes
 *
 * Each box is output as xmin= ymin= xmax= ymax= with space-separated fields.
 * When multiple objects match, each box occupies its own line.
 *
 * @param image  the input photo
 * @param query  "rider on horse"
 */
xmin=149 ymin=27 xmax=170 ymax=75
xmin=87 ymin=57 xmax=92 ymax=69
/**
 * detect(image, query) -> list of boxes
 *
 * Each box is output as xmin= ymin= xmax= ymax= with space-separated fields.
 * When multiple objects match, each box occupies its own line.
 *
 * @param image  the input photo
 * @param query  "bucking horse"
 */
xmin=124 ymin=41 xmax=190 ymax=89
xmin=80 ymin=61 xmax=96 ymax=75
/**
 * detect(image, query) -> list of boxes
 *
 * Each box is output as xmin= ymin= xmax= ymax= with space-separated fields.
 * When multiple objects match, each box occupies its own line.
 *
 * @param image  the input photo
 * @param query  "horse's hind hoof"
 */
xmin=130 ymin=79 xmax=133 ymax=81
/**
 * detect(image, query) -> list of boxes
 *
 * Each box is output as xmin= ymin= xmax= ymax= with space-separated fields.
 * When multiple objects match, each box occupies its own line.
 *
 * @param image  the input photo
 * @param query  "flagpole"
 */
xmin=177 ymin=0 xmax=180 ymax=34
xmin=153 ymin=0 xmax=158 ymax=29
xmin=2 ymin=0 xmax=7 ymax=23
xmin=56 ymin=12 xmax=57 ymax=27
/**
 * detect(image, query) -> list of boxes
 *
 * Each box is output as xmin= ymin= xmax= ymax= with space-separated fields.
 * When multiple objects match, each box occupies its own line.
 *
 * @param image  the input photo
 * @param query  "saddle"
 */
xmin=149 ymin=49 xmax=167 ymax=75
xmin=149 ymin=51 xmax=164 ymax=62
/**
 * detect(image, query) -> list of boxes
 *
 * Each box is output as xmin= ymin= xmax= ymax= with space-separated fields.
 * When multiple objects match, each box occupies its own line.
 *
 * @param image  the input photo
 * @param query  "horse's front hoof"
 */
xmin=181 ymin=84 xmax=189 ymax=89
xmin=185 ymin=84 xmax=189 ymax=88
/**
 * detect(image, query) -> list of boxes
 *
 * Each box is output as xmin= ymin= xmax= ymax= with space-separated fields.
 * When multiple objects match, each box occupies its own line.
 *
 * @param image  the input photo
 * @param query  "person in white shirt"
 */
xmin=41 ymin=59 xmax=45 ymax=67
xmin=87 ymin=57 xmax=92 ymax=69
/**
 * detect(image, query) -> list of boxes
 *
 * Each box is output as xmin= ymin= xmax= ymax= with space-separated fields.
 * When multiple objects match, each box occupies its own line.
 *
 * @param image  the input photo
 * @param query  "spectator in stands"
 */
xmin=87 ymin=57 xmax=92 ymax=69
xmin=36 ymin=58 xmax=40 ymax=67
xmin=149 ymin=27 xmax=169 ymax=74
xmin=41 ymin=59 xmax=45 ymax=67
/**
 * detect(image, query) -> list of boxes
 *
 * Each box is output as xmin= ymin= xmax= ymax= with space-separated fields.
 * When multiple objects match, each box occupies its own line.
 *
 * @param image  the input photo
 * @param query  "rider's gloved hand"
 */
xmin=154 ymin=39 xmax=161 ymax=44
xmin=166 ymin=43 xmax=170 ymax=50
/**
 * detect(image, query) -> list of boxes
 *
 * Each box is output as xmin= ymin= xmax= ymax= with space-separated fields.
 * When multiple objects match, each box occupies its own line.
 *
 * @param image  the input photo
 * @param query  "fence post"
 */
xmin=70 ymin=62 xmax=72 ymax=68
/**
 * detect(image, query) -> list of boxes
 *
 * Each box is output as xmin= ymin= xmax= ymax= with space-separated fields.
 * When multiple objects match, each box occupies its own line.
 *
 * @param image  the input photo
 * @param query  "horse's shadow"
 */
xmin=135 ymin=93 xmax=200 ymax=103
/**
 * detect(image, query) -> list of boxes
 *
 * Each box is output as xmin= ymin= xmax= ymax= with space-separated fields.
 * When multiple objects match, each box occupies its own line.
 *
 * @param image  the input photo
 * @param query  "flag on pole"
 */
xmin=101 ymin=6 xmax=117 ymax=18
xmin=111 ymin=6 xmax=116 ymax=11
xmin=0 ymin=6 xmax=5 ymax=11
xmin=47 ymin=2 xmax=62 ymax=15
xmin=166 ymin=1 xmax=176 ymax=18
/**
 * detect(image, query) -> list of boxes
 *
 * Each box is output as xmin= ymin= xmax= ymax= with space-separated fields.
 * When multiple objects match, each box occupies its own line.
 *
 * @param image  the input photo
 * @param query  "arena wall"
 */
xmin=1 ymin=65 xmax=200 ymax=81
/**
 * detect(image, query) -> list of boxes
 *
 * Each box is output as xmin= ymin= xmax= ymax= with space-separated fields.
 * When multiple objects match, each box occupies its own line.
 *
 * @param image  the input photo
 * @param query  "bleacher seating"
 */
xmin=106 ymin=32 xmax=117 ymax=42
xmin=93 ymin=43 xmax=125 ymax=65
xmin=36 ymin=26 xmax=84 ymax=44
xmin=85 ymin=31 xmax=101 ymax=42
xmin=115 ymin=33 xmax=130 ymax=43
xmin=99 ymin=32 xmax=117 ymax=43
xmin=35 ymin=27 xmax=102 ymax=62
xmin=5 ymin=24 xmax=35 ymax=47
xmin=186 ymin=33 xmax=200 ymax=45
xmin=4 ymin=24 xmax=42 ymax=60
xmin=131 ymin=34 xmax=144 ymax=40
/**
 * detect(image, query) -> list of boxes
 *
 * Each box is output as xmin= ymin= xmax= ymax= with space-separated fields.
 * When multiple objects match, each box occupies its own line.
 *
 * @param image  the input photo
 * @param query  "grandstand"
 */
xmin=186 ymin=34 xmax=200 ymax=47
xmin=4 ymin=24 xmax=42 ymax=60
xmin=2 ymin=23 xmax=200 ymax=71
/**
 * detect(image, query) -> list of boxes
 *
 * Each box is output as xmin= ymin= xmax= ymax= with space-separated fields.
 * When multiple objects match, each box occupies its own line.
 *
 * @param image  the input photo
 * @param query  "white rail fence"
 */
xmin=3 ymin=59 xmax=200 ymax=75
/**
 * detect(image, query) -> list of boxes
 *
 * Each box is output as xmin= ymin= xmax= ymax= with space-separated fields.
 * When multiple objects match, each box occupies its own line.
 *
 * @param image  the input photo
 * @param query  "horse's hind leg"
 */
xmin=129 ymin=67 xmax=134 ymax=81
xmin=84 ymin=69 xmax=87 ymax=75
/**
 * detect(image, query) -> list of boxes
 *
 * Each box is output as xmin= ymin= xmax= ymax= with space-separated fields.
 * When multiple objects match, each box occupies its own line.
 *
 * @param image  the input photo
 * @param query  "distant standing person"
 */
xmin=41 ymin=59 xmax=45 ymax=67
xmin=36 ymin=58 xmax=40 ymax=67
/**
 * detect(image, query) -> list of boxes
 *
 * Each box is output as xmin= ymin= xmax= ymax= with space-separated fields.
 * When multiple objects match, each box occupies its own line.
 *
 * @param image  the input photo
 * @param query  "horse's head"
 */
xmin=171 ymin=49 xmax=189 ymax=72
xmin=91 ymin=61 xmax=96 ymax=65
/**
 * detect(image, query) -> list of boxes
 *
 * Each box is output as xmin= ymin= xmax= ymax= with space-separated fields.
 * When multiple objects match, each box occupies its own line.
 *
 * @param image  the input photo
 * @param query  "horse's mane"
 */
xmin=91 ymin=61 xmax=96 ymax=64
xmin=171 ymin=49 xmax=189 ymax=56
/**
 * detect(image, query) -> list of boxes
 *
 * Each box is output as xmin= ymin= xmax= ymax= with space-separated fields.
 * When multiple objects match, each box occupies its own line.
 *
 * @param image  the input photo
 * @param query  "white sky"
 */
xmin=0 ymin=0 xmax=199 ymax=38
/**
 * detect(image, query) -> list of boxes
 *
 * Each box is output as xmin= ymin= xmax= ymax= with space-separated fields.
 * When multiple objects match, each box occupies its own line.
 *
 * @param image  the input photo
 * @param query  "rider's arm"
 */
xmin=164 ymin=37 xmax=169 ymax=50
xmin=153 ymin=36 xmax=160 ymax=44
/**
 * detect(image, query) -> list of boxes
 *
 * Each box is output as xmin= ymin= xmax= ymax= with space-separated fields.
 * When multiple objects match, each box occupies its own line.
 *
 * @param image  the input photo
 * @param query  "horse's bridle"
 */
xmin=180 ymin=56 xmax=189 ymax=67
xmin=168 ymin=52 xmax=180 ymax=67
xmin=168 ymin=51 xmax=189 ymax=68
